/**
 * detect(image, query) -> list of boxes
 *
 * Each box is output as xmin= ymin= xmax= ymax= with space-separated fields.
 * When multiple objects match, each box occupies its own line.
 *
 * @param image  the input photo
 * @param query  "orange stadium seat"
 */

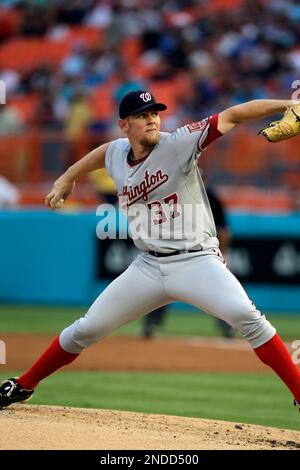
xmin=150 ymin=81 xmax=177 ymax=116
xmin=19 ymin=189 xmax=45 ymax=206
xmin=272 ymin=138 xmax=300 ymax=166
xmin=0 ymin=38 xmax=69 ymax=70
xmin=129 ymin=60 xmax=161 ymax=80
xmin=42 ymin=39 xmax=70 ymax=65
xmin=164 ymin=0 xmax=245 ymax=25
xmin=207 ymin=0 xmax=244 ymax=11
xmin=64 ymin=26 xmax=103 ymax=48
xmin=19 ymin=184 xmax=98 ymax=207
xmin=90 ymin=82 xmax=115 ymax=121
xmin=119 ymin=37 xmax=142 ymax=67
xmin=219 ymin=187 xmax=291 ymax=212
xmin=282 ymin=171 xmax=300 ymax=188
xmin=173 ymin=72 xmax=196 ymax=102
xmin=127 ymin=63 xmax=149 ymax=80
xmin=218 ymin=130 xmax=270 ymax=177
xmin=0 ymin=27 xmax=104 ymax=72
xmin=0 ymin=132 xmax=41 ymax=183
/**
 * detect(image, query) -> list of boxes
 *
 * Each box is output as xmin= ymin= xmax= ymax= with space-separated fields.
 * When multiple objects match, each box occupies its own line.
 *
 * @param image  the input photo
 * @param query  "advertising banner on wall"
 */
xmin=97 ymin=237 xmax=300 ymax=284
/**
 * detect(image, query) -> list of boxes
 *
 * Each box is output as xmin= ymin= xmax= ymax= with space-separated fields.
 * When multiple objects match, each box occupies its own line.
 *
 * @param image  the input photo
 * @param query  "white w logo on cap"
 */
xmin=140 ymin=92 xmax=151 ymax=102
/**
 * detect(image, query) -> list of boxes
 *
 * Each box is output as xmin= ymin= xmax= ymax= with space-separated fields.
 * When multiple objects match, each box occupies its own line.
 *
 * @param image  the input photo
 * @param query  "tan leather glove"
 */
xmin=258 ymin=103 xmax=300 ymax=142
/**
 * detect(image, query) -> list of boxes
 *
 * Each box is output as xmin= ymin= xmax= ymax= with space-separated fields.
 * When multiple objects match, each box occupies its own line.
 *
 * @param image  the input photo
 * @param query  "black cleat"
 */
xmin=294 ymin=399 xmax=300 ymax=413
xmin=0 ymin=378 xmax=34 ymax=409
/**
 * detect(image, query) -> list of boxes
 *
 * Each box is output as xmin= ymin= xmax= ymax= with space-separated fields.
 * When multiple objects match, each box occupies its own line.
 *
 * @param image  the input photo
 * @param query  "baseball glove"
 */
xmin=258 ymin=103 xmax=300 ymax=142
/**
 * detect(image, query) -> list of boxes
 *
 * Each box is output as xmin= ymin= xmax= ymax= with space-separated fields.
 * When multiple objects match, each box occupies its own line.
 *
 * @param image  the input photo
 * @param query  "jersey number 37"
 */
xmin=147 ymin=192 xmax=180 ymax=225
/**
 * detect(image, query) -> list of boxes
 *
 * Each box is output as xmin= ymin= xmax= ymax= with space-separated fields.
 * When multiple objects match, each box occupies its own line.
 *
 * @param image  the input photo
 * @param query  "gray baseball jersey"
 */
xmin=60 ymin=114 xmax=275 ymax=357
xmin=105 ymin=114 xmax=222 ymax=253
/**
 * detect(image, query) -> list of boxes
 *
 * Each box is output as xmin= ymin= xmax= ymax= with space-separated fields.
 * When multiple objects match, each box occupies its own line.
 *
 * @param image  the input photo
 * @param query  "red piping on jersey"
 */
xmin=196 ymin=120 xmax=210 ymax=151
xmin=198 ymin=113 xmax=223 ymax=150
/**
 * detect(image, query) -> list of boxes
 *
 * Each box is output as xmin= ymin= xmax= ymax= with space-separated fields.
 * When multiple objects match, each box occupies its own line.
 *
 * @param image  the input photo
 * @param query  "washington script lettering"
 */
xmin=120 ymin=169 xmax=169 ymax=206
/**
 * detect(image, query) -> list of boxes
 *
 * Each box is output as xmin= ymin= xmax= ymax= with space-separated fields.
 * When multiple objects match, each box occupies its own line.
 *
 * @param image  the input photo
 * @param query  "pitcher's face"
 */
xmin=120 ymin=109 xmax=161 ymax=148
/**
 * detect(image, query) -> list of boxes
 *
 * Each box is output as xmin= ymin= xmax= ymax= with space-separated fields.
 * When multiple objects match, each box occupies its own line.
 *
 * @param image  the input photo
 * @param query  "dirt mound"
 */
xmin=0 ymin=405 xmax=299 ymax=450
xmin=1 ymin=334 xmax=272 ymax=372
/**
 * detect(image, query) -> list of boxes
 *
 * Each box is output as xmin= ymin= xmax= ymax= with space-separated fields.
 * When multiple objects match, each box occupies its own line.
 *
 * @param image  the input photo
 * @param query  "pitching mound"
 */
xmin=1 ymin=405 xmax=300 ymax=450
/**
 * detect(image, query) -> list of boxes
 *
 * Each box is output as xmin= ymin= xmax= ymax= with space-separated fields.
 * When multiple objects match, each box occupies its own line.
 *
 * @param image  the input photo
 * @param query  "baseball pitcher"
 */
xmin=1 ymin=91 xmax=300 ymax=413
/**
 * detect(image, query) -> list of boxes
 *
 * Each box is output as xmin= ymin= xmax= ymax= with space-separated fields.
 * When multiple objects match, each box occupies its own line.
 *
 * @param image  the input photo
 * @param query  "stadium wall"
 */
xmin=0 ymin=210 xmax=299 ymax=313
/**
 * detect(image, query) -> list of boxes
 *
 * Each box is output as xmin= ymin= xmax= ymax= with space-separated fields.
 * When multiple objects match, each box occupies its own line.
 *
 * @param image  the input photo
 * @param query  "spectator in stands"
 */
xmin=33 ymin=90 xmax=61 ymax=129
xmin=2 ymin=0 xmax=300 ymax=132
xmin=113 ymin=68 xmax=145 ymax=105
xmin=20 ymin=3 xmax=52 ymax=37
xmin=56 ymin=1 xmax=94 ymax=26
xmin=65 ymin=89 xmax=93 ymax=140
xmin=64 ymin=89 xmax=93 ymax=164
xmin=83 ymin=1 xmax=113 ymax=28
xmin=0 ymin=175 xmax=20 ymax=208
xmin=89 ymin=168 xmax=118 ymax=206
xmin=27 ymin=62 xmax=54 ymax=93
xmin=0 ymin=105 xmax=24 ymax=135
xmin=0 ymin=67 xmax=20 ymax=95
xmin=61 ymin=41 xmax=88 ymax=78
xmin=86 ymin=44 xmax=120 ymax=84
xmin=1 ymin=0 xmax=300 ymax=203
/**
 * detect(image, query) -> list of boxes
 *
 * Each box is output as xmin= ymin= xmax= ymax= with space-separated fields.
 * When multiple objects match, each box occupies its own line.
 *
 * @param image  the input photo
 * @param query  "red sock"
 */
xmin=17 ymin=336 xmax=79 ymax=390
xmin=254 ymin=333 xmax=300 ymax=402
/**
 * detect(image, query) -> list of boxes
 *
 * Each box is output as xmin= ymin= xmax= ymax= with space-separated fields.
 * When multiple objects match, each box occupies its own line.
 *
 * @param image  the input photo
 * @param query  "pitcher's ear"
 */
xmin=119 ymin=119 xmax=129 ymax=132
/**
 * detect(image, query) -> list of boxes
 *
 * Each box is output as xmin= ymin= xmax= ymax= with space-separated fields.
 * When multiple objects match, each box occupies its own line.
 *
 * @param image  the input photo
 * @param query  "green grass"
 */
xmin=0 ymin=304 xmax=299 ymax=340
xmin=1 ymin=370 xmax=299 ymax=431
xmin=0 ymin=305 xmax=85 ymax=334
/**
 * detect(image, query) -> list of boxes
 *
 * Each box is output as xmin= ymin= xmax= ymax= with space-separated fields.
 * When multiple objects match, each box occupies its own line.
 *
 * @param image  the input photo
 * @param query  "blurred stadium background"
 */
xmin=0 ymin=0 xmax=300 ymax=431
